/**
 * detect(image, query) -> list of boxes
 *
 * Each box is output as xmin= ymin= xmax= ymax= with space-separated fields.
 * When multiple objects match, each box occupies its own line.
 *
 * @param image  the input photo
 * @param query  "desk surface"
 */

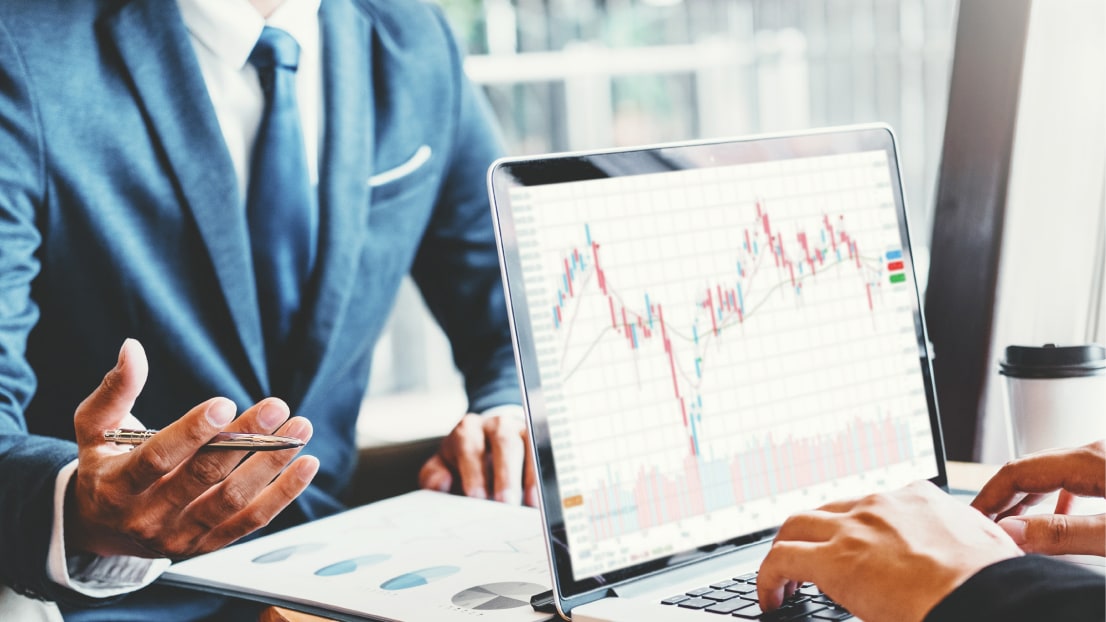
xmin=261 ymin=606 xmax=333 ymax=622
xmin=262 ymin=462 xmax=1002 ymax=622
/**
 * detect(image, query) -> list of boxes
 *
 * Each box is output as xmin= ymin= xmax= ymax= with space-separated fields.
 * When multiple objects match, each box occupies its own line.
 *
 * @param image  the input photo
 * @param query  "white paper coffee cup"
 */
xmin=999 ymin=343 xmax=1106 ymax=457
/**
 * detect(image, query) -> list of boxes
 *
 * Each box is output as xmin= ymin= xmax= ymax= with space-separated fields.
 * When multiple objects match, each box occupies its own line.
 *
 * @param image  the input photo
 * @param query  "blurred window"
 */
xmin=448 ymin=0 xmax=958 ymax=246
xmin=363 ymin=0 xmax=959 ymax=429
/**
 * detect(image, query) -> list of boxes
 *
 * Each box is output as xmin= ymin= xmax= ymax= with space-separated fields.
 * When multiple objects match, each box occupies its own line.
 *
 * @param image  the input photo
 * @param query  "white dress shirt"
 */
xmin=46 ymin=0 xmax=322 ymax=595
xmin=178 ymin=0 xmax=323 ymax=195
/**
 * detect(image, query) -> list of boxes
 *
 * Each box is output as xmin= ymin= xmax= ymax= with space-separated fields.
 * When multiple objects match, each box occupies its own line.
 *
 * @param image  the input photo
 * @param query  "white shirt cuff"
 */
xmin=479 ymin=404 xmax=525 ymax=419
xmin=48 ymin=460 xmax=172 ymax=598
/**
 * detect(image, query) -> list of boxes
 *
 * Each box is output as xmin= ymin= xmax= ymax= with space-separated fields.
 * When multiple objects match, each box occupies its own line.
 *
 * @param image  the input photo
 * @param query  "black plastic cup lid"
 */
xmin=999 ymin=343 xmax=1106 ymax=378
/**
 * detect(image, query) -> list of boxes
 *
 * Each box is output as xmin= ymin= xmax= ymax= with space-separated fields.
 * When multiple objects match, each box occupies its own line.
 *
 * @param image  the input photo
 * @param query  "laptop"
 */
xmin=487 ymin=125 xmax=948 ymax=621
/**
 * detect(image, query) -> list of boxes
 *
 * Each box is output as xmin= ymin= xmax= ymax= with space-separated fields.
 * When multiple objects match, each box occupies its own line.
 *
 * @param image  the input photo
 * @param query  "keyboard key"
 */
xmin=687 ymin=587 xmax=714 ymax=597
xmin=703 ymin=590 xmax=738 ymax=602
xmin=725 ymin=584 xmax=756 ymax=595
xmin=711 ymin=579 xmax=740 ymax=589
xmin=677 ymin=597 xmax=716 ymax=610
xmin=733 ymin=572 xmax=758 ymax=582
xmin=705 ymin=599 xmax=756 ymax=615
xmin=731 ymin=603 xmax=764 ymax=618
xmin=739 ymin=587 xmax=766 ymax=602
xmin=812 ymin=609 xmax=854 ymax=620
xmin=798 ymin=585 xmax=822 ymax=597
xmin=661 ymin=595 xmax=689 ymax=605
xmin=761 ymin=601 xmax=828 ymax=621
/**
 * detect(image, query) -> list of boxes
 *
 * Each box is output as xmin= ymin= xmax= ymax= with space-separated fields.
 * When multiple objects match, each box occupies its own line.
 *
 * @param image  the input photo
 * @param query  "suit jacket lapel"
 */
xmin=294 ymin=0 xmax=374 ymax=408
xmin=105 ymin=0 xmax=268 ymax=395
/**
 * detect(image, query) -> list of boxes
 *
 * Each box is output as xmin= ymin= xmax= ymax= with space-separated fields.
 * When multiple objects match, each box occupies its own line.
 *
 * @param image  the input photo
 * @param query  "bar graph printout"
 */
xmin=508 ymin=150 xmax=938 ymax=579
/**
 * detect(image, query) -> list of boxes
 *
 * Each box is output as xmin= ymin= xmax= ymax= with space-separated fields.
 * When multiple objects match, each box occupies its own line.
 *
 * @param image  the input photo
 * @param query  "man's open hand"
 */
xmin=66 ymin=339 xmax=319 ymax=559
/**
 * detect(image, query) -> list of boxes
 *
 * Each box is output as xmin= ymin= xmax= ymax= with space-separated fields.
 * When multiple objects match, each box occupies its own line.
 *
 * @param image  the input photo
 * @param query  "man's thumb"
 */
xmin=999 ymin=513 xmax=1106 ymax=556
xmin=74 ymin=339 xmax=149 ymax=445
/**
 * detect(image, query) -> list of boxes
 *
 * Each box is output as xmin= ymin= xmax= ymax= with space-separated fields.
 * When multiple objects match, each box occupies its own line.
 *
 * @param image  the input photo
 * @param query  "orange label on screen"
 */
xmin=562 ymin=495 xmax=584 ymax=509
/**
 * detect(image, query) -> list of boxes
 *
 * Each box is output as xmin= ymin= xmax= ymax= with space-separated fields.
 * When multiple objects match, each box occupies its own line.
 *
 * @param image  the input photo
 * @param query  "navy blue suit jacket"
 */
xmin=0 ymin=0 xmax=518 ymax=613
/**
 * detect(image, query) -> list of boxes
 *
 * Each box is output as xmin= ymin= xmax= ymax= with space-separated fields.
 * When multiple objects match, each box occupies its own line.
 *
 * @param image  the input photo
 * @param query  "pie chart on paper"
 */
xmin=250 ymin=543 xmax=326 ymax=564
xmin=450 ymin=581 xmax=547 ymax=611
xmin=379 ymin=565 xmax=460 ymax=590
xmin=314 ymin=554 xmax=390 ymax=576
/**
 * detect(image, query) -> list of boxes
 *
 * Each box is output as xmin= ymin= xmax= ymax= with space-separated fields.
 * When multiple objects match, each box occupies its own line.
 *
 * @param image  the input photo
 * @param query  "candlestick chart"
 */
xmin=510 ymin=151 xmax=937 ymax=578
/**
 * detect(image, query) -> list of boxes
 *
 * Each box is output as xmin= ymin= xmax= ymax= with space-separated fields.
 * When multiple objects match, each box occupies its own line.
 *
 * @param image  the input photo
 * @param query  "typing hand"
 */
xmin=972 ymin=440 xmax=1105 ymax=556
xmin=757 ymin=481 xmax=1021 ymax=622
xmin=418 ymin=410 xmax=537 ymax=506
xmin=66 ymin=339 xmax=319 ymax=559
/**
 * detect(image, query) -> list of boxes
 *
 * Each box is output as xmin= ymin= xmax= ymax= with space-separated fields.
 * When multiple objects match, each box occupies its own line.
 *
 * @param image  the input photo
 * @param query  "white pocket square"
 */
xmin=368 ymin=145 xmax=432 ymax=188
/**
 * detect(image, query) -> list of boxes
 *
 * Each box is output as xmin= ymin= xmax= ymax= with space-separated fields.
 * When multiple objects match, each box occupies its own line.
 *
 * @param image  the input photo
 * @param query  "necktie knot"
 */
xmin=249 ymin=26 xmax=301 ymax=73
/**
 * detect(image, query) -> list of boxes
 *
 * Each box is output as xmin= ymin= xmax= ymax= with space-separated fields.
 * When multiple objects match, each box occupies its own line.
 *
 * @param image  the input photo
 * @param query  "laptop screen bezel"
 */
xmin=487 ymin=124 xmax=948 ymax=613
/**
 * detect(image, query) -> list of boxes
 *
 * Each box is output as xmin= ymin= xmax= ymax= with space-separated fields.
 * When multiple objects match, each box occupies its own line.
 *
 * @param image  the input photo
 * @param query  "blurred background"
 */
xmin=360 ymin=0 xmax=959 ymax=445
xmin=361 ymin=0 xmax=1104 ymax=464
xmin=447 ymin=0 xmax=954 ymax=239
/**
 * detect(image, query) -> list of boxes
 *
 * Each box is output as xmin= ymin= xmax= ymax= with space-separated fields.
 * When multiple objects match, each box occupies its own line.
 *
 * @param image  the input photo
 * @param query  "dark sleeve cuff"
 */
xmin=924 ymin=555 xmax=1105 ymax=622
xmin=468 ymin=376 xmax=521 ymax=415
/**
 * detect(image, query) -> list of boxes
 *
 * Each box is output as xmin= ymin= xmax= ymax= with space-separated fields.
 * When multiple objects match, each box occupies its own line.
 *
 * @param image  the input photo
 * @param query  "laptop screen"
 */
xmin=489 ymin=126 xmax=946 ymax=604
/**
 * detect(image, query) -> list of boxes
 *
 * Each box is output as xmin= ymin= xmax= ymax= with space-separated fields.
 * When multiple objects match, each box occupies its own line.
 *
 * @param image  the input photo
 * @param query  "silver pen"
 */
xmin=103 ymin=429 xmax=304 ymax=451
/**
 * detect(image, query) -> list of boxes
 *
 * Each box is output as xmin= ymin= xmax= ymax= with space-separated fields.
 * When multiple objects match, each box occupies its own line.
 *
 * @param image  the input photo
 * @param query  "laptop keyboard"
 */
xmin=661 ymin=571 xmax=854 ymax=620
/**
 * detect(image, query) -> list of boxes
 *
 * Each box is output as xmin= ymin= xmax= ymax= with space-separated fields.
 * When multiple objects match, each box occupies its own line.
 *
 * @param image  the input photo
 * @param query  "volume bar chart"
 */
xmin=588 ymin=415 xmax=912 ymax=540
xmin=511 ymin=150 xmax=937 ymax=578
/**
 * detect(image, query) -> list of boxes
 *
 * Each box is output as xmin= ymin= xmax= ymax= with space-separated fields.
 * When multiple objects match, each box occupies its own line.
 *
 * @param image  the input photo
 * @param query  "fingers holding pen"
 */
xmin=147 ymin=398 xmax=293 ymax=512
xmin=66 ymin=340 xmax=319 ymax=560
xmin=67 ymin=341 xmax=249 ymax=556
xmin=183 ymin=417 xmax=314 ymax=530
xmin=107 ymin=413 xmax=314 ymax=560
xmin=121 ymin=397 xmax=238 ymax=495
xmin=164 ymin=418 xmax=316 ymax=557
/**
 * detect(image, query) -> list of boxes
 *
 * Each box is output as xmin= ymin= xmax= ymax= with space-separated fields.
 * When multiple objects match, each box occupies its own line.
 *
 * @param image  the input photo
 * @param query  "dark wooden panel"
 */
xmin=924 ymin=0 xmax=1033 ymax=460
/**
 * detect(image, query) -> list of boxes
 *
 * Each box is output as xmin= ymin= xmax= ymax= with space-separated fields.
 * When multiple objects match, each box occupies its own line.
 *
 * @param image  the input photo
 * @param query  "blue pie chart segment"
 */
xmin=314 ymin=554 xmax=391 ymax=577
xmin=251 ymin=543 xmax=326 ymax=564
xmin=380 ymin=565 xmax=461 ymax=590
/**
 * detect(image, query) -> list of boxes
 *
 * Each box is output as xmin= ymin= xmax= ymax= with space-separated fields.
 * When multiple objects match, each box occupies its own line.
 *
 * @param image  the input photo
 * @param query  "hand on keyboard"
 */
xmin=755 ymin=481 xmax=1021 ymax=622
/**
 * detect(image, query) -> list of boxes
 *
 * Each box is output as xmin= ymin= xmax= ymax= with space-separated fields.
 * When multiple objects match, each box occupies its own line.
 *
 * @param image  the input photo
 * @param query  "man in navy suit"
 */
xmin=0 ymin=0 xmax=532 ymax=618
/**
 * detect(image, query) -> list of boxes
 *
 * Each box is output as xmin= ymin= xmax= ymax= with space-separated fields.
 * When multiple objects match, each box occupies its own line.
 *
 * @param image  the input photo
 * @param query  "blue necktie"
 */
xmin=246 ymin=26 xmax=317 ymax=387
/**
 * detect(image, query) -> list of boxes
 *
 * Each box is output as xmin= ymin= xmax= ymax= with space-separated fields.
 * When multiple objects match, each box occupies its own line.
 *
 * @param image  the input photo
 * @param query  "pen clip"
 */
xmin=103 ymin=428 xmax=304 ymax=451
xmin=103 ymin=429 xmax=157 ymax=445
